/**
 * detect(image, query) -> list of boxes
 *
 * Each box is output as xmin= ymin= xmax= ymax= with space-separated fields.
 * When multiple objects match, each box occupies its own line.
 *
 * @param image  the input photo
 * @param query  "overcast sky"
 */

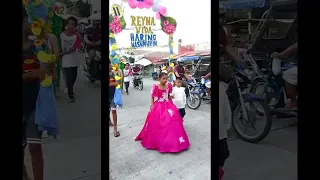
xmin=108 ymin=0 xmax=211 ymax=50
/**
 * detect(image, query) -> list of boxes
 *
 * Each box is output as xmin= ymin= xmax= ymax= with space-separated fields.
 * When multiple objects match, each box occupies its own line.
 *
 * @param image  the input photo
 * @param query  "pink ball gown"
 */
xmin=135 ymin=83 xmax=190 ymax=153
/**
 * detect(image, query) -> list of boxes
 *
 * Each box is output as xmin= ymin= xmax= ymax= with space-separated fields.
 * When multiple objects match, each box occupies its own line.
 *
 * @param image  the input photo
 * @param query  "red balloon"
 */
xmin=156 ymin=12 xmax=160 ymax=20
xmin=158 ymin=5 xmax=167 ymax=16
xmin=137 ymin=1 xmax=145 ymax=9
xmin=144 ymin=0 xmax=154 ymax=6
xmin=145 ymin=4 xmax=152 ymax=9
xmin=128 ymin=0 xmax=137 ymax=9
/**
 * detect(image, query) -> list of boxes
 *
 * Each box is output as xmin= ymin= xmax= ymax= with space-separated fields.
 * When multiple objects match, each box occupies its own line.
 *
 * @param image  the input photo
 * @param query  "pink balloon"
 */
xmin=128 ymin=0 xmax=137 ymax=9
xmin=158 ymin=5 xmax=167 ymax=16
xmin=156 ymin=12 xmax=160 ymax=20
xmin=145 ymin=4 xmax=152 ymax=9
xmin=144 ymin=0 xmax=154 ymax=6
xmin=137 ymin=2 xmax=145 ymax=9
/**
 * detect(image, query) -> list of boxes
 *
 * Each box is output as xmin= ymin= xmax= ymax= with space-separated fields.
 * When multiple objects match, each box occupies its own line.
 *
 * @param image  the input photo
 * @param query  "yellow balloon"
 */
xmin=171 ymin=43 xmax=174 ymax=47
xmin=41 ymin=76 xmax=52 ymax=87
xmin=115 ymin=76 xmax=121 ymax=81
xmin=111 ymin=44 xmax=117 ymax=50
xmin=34 ymin=0 xmax=43 ymax=5
xmin=37 ymin=51 xmax=51 ymax=62
xmin=31 ymin=27 xmax=42 ymax=36
xmin=109 ymin=33 xmax=114 ymax=38
xmin=116 ymin=85 xmax=121 ymax=89
xmin=169 ymin=54 xmax=174 ymax=59
xmin=51 ymin=54 xmax=56 ymax=61
xmin=169 ymin=63 xmax=174 ymax=67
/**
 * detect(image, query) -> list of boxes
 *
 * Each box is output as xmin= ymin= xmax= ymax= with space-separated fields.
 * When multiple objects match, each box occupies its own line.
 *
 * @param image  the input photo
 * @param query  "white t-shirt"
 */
xmin=171 ymin=86 xmax=186 ymax=109
xmin=123 ymin=69 xmax=131 ymax=82
xmin=60 ymin=33 xmax=78 ymax=68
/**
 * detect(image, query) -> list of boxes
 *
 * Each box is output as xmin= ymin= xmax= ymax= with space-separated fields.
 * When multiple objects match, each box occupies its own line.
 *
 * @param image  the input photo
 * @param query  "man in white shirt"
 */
xmin=171 ymin=78 xmax=187 ymax=118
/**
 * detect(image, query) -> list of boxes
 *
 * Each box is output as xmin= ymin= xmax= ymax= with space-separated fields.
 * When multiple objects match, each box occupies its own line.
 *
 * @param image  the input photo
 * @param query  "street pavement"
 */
xmin=24 ymin=71 xmax=297 ymax=180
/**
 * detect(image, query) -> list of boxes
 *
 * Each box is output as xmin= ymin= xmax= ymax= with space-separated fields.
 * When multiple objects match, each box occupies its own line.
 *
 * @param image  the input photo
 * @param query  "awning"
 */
xmin=175 ymin=50 xmax=211 ymax=59
xmin=135 ymin=58 xmax=152 ymax=66
xmin=220 ymin=0 xmax=269 ymax=9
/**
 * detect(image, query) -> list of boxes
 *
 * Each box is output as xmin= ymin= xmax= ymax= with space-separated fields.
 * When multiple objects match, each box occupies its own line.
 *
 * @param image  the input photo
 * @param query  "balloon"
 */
xmin=137 ymin=2 xmax=145 ymax=9
xmin=128 ymin=0 xmax=137 ymax=9
xmin=156 ymin=12 xmax=160 ymax=20
xmin=152 ymin=4 xmax=158 ymax=12
xmin=145 ymin=0 xmax=154 ymax=6
xmin=154 ymin=0 xmax=160 ymax=5
xmin=145 ymin=4 xmax=152 ymax=9
xmin=158 ymin=5 xmax=167 ymax=16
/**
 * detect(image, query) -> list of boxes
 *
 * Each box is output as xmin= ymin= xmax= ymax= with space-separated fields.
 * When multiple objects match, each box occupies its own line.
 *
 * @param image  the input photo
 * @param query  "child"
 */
xmin=135 ymin=72 xmax=190 ymax=153
xmin=219 ymin=81 xmax=232 ymax=179
xmin=60 ymin=17 xmax=82 ymax=102
xmin=171 ymin=78 xmax=186 ymax=118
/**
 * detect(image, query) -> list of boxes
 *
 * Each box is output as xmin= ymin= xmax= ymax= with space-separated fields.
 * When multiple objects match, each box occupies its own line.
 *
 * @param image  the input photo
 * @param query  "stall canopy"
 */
xmin=220 ymin=0 xmax=269 ymax=9
xmin=135 ymin=58 xmax=152 ymax=66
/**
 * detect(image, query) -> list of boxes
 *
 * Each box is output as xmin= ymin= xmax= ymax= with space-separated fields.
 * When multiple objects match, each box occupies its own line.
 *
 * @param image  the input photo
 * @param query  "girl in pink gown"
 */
xmin=135 ymin=72 xmax=190 ymax=153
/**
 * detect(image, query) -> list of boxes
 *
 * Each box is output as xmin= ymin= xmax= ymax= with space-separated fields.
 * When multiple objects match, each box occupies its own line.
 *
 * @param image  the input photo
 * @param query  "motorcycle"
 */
xmin=132 ymin=73 xmax=143 ymax=90
xmin=250 ymin=57 xmax=297 ymax=117
xmin=227 ymin=63 xmax=272 ymax=143
xmin=83 ymin=48 xmax=101 ymax=83
xmin=185 ymin=78 xmax=202 ymax=110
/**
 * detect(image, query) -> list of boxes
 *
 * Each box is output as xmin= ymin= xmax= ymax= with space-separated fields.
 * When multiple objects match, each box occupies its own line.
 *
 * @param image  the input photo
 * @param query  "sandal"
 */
xmin=114 ymin=130 xmax=120 ymax=137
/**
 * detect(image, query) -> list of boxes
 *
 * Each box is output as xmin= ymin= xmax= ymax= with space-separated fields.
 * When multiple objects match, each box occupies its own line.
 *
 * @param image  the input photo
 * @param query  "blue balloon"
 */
xmin=169 ymin=48 xmax=173 ymax=54
xmin=110 ymin=51 xmax=116 ymax=56
xmin=113 ymin=58 xmax=119 ymax=64
xmin=109 ymin=38 xmax=116 ymax=45
xmin=27 ymin=3 xmax=48 ymax=23
xmin=152 ymin=5 xmax=158 ymax=12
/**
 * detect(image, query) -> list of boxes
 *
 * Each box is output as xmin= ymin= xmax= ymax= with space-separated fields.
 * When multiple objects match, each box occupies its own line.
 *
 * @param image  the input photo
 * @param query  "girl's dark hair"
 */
xmin=67 ymin=17 xmax=78 ymax=25
xmin=61 ymin=17 xmax=78 ymax=31
xmin=159 ymin=72 xmax=168 ymax=79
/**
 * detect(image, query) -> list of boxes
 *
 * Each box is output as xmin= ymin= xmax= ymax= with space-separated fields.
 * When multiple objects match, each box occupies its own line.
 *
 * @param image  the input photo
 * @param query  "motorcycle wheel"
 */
xmin=250 ymin=79 xmax=279 ymax=107
xmin=232 ymin=99 xmax=272 ymax=143
xmin=138 ymin=82 xmax=143 ymax=90
xmin=186 ymin=93 xmax=202 ymax=110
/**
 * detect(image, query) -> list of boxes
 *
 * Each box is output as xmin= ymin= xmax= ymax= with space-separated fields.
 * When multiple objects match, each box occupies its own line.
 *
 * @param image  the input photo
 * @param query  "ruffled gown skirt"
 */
xmin=135 ymin=101 xmax=190 ymax=153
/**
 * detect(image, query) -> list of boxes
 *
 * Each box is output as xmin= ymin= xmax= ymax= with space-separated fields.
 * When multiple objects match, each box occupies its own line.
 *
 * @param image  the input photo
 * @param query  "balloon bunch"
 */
xmin=24 ymin=0 xmax=57 ymax=87
xmin=109 ymin=32 xmax=124 ymax=108
xmin=128 ymin=0 xmax=153 ymax=9
xmin=168 ymin=34 xmax=175 ymax=84
xmin=109 ymin=34 xmax=122 ymax=89
xmin=159 ymin=14 xmax=177 ymax=84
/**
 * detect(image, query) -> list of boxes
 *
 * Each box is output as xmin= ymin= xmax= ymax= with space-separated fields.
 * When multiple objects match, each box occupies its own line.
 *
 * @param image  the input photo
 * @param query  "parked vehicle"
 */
xmin=227 ymin=63 xmax=272 ymax=143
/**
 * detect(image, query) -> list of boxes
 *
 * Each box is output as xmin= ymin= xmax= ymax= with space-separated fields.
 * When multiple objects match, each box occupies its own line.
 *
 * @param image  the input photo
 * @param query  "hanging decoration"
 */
xmin=111 ymin=0 xmax=177 ymax=85
xmin=109 ymin=5 xmax=127 ymax=107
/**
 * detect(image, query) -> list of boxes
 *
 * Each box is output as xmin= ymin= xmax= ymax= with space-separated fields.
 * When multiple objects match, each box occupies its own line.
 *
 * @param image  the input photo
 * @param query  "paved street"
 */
xmin=24 ymin=72 xmax=297 ymax=180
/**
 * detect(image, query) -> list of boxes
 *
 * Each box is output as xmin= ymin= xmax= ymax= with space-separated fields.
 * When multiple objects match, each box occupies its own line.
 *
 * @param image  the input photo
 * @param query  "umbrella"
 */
xmin=135 ymin=58 xmax=152 ymax=66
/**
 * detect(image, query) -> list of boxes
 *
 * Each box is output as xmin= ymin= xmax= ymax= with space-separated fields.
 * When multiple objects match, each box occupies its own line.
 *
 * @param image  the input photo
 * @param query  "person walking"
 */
xmin=123 ymin=63 xmax=132 ymax=95
xmin=60 ymin=17 xmax=82 ymax=102
xmin=135 ymin=72 xmax=190 ymax=153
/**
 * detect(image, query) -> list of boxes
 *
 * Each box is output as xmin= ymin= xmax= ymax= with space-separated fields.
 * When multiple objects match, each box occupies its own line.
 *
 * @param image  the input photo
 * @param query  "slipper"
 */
xmin=114 ymin=130 xmax=120 ymax=137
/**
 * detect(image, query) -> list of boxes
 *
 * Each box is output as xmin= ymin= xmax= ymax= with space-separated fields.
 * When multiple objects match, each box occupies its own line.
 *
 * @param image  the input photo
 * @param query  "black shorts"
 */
xmin=178 ymin=108 xmax=186 ymax=118
xmin=23 ymin=112 xmax=42 ymax=148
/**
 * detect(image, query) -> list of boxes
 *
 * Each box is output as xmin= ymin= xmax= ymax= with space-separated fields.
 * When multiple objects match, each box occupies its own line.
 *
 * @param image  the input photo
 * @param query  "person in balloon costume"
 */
xmin=135 ymin=72 xmax=190 ymax=153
